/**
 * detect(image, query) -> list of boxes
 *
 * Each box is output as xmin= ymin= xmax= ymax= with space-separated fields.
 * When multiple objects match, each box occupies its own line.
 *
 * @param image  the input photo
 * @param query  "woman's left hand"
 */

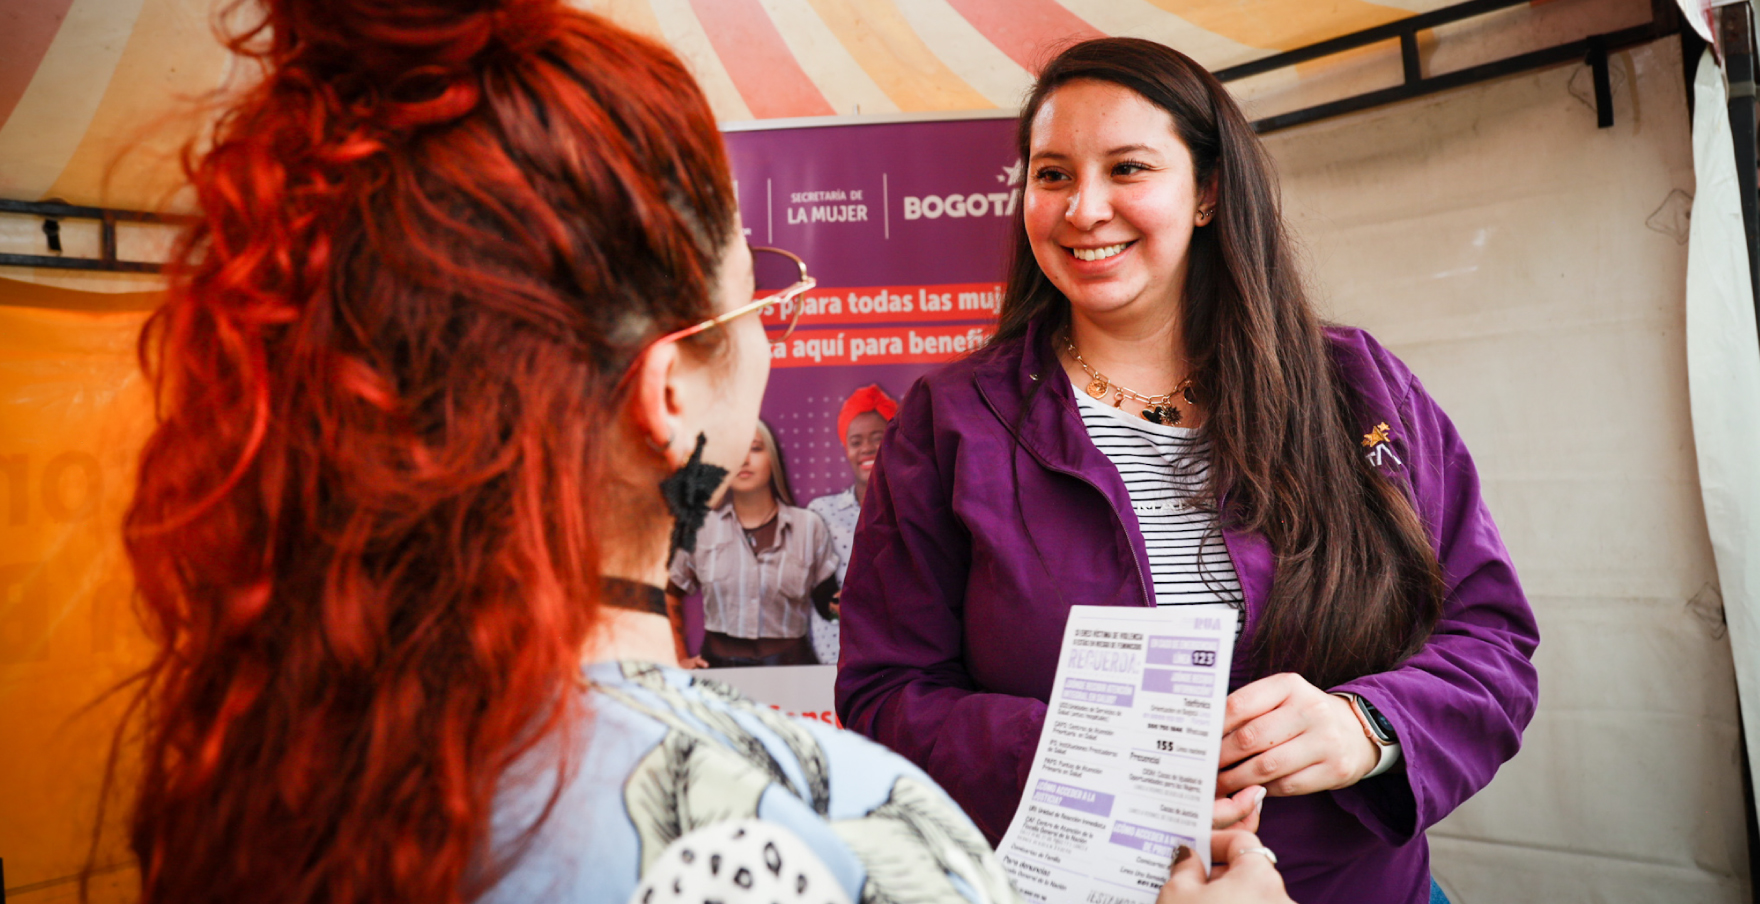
xmin=1212 ymin=785 xmax=1265 ymax=832
xmin=1215 ymin=673 xmax=1378 ymax=797
xmin=1157 ymin=831 xmax=1294 ymax=904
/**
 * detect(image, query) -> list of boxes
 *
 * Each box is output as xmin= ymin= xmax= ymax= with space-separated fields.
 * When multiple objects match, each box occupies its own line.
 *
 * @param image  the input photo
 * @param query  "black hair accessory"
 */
xmin=658 ymin=432 xmax=727 ymax=556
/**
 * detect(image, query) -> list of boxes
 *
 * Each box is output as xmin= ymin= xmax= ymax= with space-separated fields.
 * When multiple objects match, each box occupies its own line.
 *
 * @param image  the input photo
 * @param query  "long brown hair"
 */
xmin=996 ymin=38 xmax=1444 ymax=689
xmin=115 ymin=1 xmax=735 ymax=902
xmin=755 ymin=419 xmax=798 ymax=507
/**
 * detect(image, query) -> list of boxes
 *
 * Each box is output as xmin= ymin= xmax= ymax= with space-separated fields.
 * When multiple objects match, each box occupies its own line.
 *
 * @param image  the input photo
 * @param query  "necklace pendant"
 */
xmin=1112 ymin=388 xmax=1125 ymax=408
xmin=1143 ymin=404 xmax=1181 ymax=426
xmin=1085 ymin=376 xmax=1109 ymax=399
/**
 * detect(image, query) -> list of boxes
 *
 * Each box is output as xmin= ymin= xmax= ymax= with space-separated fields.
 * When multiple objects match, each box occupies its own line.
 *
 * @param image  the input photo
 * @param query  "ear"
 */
xmin=1196 ymin=176 xmax=1220 ymax=225
xmin=629 ymin=341 xmax=685 ymax=467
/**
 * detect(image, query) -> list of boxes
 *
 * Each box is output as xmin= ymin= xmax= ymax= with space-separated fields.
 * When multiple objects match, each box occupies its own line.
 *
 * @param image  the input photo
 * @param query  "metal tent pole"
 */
xmin=1720 ymin=3 xmax=1760 ymax=333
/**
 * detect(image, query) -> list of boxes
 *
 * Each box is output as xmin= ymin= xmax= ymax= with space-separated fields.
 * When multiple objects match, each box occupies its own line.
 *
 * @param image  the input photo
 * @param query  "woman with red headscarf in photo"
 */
xmin=805 ymin=384 xmax=897 ymax=664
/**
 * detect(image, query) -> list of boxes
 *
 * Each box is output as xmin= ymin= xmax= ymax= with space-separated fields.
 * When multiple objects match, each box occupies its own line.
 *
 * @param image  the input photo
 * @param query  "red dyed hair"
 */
xmin=115 ymin=1 xmax=735 ymax=901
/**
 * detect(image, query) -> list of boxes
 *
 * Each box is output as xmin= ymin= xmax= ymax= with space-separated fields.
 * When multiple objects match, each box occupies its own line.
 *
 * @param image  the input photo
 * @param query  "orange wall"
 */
xmin=0 ymin=280 xmax=157 ymax=903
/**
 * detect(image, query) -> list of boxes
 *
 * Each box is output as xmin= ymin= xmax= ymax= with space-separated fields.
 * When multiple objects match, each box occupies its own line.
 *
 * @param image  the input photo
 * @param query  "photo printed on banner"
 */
xmin=667 ymin=116 xmax=1018 ymax=679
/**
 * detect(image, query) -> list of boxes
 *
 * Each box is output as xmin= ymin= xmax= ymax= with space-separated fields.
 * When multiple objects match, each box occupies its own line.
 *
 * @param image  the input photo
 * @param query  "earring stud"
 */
xmin=644 ymin=431 xmax=678 ymax=456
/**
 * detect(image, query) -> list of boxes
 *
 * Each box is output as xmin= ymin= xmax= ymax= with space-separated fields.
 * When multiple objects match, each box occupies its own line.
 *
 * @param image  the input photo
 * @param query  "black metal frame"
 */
xmin=1720 ymin=3 xmax=1760 ymax=328
xmin=0 ymin=198 xmax=191 ymax=274
xmin=1215 ymin=0 xmax=1681 ymax=133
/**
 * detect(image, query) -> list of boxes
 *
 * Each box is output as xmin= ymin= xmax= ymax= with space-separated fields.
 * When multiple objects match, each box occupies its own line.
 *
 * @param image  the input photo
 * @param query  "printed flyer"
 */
xmin=997 ymin=604 xmax=1238 ymax=904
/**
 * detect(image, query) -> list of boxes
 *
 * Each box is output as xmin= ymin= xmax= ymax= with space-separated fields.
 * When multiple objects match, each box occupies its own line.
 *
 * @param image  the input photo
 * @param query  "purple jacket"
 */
xmin=835 ymin=320 xmax=1539 ymax=904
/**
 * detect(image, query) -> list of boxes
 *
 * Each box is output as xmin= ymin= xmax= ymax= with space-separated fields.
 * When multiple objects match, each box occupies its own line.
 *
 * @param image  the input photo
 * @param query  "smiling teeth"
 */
xmin=1073 ymin=243 xmax=1129 ymax=262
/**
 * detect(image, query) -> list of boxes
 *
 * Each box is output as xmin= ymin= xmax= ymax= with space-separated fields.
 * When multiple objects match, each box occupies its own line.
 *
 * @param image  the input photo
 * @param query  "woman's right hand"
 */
xmin=1158 ymin=831 xmax=1293 ymax=904
xmin=679 ymin=655 xmax=709 ymax=669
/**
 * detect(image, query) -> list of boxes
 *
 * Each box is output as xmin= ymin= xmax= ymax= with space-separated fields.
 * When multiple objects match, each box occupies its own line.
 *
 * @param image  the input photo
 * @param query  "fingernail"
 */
xmin=1172 ymin=844 xmax=1193 ymax=866
xmin=1252 ymin=786 xmax=1267 ymax=806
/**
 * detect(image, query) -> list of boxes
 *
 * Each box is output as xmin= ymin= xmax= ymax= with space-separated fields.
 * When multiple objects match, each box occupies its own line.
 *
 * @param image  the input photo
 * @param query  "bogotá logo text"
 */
xmin=902 ymin=159 xmax=1023 ymax=221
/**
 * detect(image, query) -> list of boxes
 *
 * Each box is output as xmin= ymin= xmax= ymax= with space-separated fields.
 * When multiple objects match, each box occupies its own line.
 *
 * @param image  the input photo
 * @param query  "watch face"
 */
xmin=1364 ymin=703 xmax=1396 ymax=742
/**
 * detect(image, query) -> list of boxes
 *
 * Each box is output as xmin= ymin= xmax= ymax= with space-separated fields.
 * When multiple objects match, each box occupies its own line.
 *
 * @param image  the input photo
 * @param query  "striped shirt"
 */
xmin=669 ymin=503 xmax=840 ymax=640
xmin=1073 ymin=384 xmax=1245 ymax=611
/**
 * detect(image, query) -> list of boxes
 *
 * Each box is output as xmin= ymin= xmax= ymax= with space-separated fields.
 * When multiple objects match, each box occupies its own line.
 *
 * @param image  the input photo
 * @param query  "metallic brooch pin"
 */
xmin=1361 ymin=422 xmax=1403 ymax=467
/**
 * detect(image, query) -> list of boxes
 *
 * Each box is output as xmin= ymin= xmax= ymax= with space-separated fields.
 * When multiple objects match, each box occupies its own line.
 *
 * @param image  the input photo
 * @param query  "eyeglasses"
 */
xmin=649 ymin=245 xmax=816 ymax=347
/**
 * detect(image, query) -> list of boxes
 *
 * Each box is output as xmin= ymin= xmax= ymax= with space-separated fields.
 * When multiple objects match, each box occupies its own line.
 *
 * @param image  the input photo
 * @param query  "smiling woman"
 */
xmin=803 ymin=383 xmax=897 ymax=664
xmin=836 ymin=37 xmax=1540 ymax=904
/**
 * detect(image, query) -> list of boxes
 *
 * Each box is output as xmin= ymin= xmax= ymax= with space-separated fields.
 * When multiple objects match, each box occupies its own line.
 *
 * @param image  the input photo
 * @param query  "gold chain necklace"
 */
xmin=1065 ymin=335 xmax=1196 ymax=426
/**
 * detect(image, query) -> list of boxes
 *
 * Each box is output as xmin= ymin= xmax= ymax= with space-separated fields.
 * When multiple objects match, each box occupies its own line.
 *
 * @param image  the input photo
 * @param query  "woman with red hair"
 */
xmin=111 ymin=1 xmax=1045 ymax=902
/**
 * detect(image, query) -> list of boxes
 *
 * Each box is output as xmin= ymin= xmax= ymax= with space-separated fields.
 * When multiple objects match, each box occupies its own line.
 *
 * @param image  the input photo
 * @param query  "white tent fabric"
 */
xmin=1688 ymin=44 xmax=1760 ymax=829
xmin=1270 ymin=37 xmax=1748 ymax=901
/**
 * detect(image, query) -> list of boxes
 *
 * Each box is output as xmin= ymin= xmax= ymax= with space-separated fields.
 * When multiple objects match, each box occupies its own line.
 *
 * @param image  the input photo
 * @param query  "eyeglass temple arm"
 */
xmin=751 ymin=245 xmax=809 ymax=283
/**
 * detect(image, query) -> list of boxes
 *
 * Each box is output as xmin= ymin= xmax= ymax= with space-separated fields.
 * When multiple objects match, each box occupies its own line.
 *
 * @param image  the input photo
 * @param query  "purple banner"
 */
xmin=724 ymin=118 xmax=1017 ymax=503
xmin=1030 ymin=779 xmax=1116 ymax=817
xmin=1108 ymin=821 xmax=1192 ymax=858
xmin=682 ymin=118 xmax=1016 ymax=661
xmin=1145 ymin=636 xmax=1220 ymax=668
xmin=1142 ymin=669 xmax=1217 ymax=697
xmin=1063 ymin=676 xmax=1137 ymax=708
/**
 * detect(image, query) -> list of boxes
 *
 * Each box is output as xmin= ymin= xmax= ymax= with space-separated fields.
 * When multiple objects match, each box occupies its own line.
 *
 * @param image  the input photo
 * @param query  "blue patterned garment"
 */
xmin=806 ymin=487 xmax=861 ymax=664
xmin=479 ymin=661 xmax=1018 ymax=904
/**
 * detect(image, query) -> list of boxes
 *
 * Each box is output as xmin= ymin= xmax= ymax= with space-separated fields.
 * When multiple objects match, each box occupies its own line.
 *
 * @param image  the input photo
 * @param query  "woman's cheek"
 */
xmin=1021 ymin=191 xmax=1062 ymax=246
xmin=1115 ymin=186 xmax=1184 ymax=234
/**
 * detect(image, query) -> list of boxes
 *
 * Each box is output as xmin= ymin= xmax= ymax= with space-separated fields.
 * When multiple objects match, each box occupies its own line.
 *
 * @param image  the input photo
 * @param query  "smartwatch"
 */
xmin=1333 ymin=692 xmax=1402 ymax=779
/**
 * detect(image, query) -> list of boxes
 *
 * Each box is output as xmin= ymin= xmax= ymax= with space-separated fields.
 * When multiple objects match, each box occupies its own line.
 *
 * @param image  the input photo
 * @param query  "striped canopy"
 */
xmin=0 ymin=0 xmax=1569 ymax=210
